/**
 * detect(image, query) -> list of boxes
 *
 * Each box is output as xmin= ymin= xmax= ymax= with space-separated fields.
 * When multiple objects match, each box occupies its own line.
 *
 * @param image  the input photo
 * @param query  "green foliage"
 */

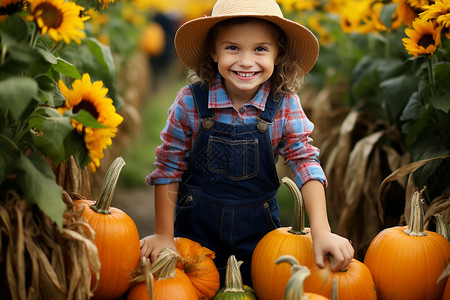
xmin=0 ymin=8 xmax=120 ymax=228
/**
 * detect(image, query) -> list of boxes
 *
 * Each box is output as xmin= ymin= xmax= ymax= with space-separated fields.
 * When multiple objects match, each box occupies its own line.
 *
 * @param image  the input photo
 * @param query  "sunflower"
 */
xmin=392 ymin=0 xmax=418 ymax=29
xmin=420 ymin=0 xmax=450 ymax=28
xmin=27 ymin=0 xmax=89 ymax=44
xmin=402 ymin=18 xmax=441 ymax=57
xmin=57 ymin=73 xmax=123 ymax=172
xmin=408 ymin=0 xmax=434 ymax=10
xmin=98 ymin=0 xmax=114 ymax=9
xmin=1 ymin=0 xmax=27 ymax=20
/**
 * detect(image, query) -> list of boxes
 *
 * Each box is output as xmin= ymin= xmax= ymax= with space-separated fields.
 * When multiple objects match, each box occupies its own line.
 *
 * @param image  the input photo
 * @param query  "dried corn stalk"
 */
xmin=0 ymin=190 xmax=100 ymax=300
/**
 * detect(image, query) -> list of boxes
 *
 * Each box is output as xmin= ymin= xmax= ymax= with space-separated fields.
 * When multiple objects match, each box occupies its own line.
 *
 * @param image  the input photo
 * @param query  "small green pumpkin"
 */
xmin=213 ymin=255 xmax=257 ymax=300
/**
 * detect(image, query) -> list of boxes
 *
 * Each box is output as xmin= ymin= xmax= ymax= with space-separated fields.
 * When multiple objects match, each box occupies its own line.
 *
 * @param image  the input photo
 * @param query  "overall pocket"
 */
xmin=207 ymin=136 xmax=259 ymax=180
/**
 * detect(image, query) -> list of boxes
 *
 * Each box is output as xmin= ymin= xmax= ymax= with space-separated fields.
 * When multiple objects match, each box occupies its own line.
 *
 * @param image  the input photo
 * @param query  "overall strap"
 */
xmin=189 ymin=82 xmax=213 ymax=119
xmin=258 ymin=92 xmax=283 ymax=123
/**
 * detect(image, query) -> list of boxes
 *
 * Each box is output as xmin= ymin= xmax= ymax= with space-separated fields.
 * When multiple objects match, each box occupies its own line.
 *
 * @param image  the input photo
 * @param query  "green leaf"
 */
xmin=0 ymin=77 xmax=39 ymax=121
xmin=380 ymin=74 xmax=419 ymax=120
xmin=29 ymin=107 xmax=75 ymax=149
xmin=401 ymin=91 xmax=423 ymax=121
xmin=35 ymin=74 xmax=57 ymax=106
xmin=84 ymin=38 xmax=116 ymax=81
xmin=36 ymin=47 xmax=58 ymax=64
xmin=71 ymin=110 xmax=107 ymax=128
xmin=429 ymin=89 xmax=450 ymax=113
xmin=0 ymin=14 xmax=29 ymax=43
xmin=52 ymin=58 xmax=82 ymax=79
xmin=434 ymin=62 xmax=450 ymax=89
xmin=15 ymin=153 xmax=65 ymax=229
xmin=379 ymin=3 xmax=398 ymax=29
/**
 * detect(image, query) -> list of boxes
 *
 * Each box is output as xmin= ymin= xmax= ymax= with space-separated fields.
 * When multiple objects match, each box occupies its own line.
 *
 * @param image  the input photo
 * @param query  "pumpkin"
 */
xmin=151 ymin=248 xmax=198 ymax=300
xmin=303 ymin=256 xmax=376 ymax=299
xmin=364 ymin=189 xmax=450 ymax=300
xmin=174 ymin=237 xmax=220 ymax=299
xmin=275 ymin=255 xmax=329 ymax=300
xmin=127 ymin=257 xmax=154 ymax=300
xmin=251 ymin=177 xmax=315 ymax=300
xmin=74 ymin=157 xmax=140 ymax=300
xmin=213 ymin=255 xmax=257 ymax=300
xmin=439 ymin=264 xmax=450 ymax=300
xmin=139 ymin=22 xmax=165 ymax=56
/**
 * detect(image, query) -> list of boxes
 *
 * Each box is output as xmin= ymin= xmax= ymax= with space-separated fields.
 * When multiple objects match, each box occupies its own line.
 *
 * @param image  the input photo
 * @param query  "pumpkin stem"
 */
xmin=330 ymin=278 xmax=339 ymax=300
xmin=91 ymin=157 xmax=126 ymax=214
xmin=223 ymin=255 xmax=246 ymax=293
xmin=281 ymin=177 xmax=308 ymax=235
xmin=434 ymin=214 xmax=449 ymax=241
xmin=404 ymin=187 xmax=427 ymax=237
xmin=275 ymin=255 xmax=310 ymax=300
xmin=150 ymin=248 xmax=182 ymax=280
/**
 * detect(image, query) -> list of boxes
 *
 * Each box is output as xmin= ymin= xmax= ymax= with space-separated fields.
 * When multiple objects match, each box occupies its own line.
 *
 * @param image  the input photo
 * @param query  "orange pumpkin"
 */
xmin=364 ymin=189 xmax=450 ymax=300
xmin=251 ymin=177 xmax=315 ymax=300
xmin=74 ymin=157 xmax=140 ymax=300
xmin=174 ymin=237 xmax=220 ymax=299
xmin=275 ymin=255 xmax=329 ymax=300
xmin=152 ymin=248 xmax=198 ymax=299
xmin=440 ymin=264 xmax=450 ymax=300
xmin=303 ymin=257 xmax=376 ymax=299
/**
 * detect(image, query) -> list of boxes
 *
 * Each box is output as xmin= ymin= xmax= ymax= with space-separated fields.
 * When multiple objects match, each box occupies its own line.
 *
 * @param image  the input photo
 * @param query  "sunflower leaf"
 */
xmin=15 ymin=153 xmax=65 ymax=229
xmin=429 ymin=89 xmax=450 ymax=113
xmin=84 ymin=38 xmax=116 ymax=81
xmin=0 ymin=77 xmax=39 ymax=121
xmin=52 ymin=58 xmax=82 ymax=79
xmin=71 ymin=110 xmax=108 ymax=128
xmin=379 ymin=3 xmax=398 ymax=29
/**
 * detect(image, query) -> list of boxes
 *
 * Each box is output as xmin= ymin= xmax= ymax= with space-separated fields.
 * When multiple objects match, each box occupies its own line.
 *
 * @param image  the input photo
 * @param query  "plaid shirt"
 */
xmin=146 ymin=77 xmax=327 ymax=189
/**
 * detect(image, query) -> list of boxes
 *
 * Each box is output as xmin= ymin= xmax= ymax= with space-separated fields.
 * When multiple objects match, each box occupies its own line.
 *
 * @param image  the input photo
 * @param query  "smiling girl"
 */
xmin=140 ymin=0 xmax=354 ymax=287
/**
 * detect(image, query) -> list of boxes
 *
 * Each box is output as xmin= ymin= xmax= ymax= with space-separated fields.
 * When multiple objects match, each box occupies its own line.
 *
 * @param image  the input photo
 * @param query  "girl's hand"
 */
xmin=312 ymin=230 xmax=354 ymax=272
xmin=140 ymin=234 xmax=177 ymax=263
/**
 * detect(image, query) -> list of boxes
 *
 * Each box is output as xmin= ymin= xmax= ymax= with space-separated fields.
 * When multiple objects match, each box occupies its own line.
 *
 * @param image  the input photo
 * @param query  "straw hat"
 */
xmin=174 ymin=0 xmax=319 ymax=76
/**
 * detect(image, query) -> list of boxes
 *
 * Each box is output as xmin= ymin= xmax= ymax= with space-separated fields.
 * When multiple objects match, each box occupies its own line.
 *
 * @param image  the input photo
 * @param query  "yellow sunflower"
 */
xmin=407 ymin=0 xmax=433 ymax=10
xmin=98 ymin=0 xmax=114 ymax=9
xmin=27 ymin=0 xmax=89 ymax=44
xmin=57 ymin=73 xmax=123 ymax=172
xmin=420 ymin=0 xmax=450 ymax=28
xmin=1 ymin=0 xmax=26 ymax=21
xmin=402 ymin=18 xmax=441 ymax=57
xmin=392 ymin=0 xmax=418 ymax=29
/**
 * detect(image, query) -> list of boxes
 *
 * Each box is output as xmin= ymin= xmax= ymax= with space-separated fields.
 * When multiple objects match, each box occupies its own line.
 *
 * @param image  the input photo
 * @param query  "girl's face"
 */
xmin=211 ymin=19 xmax=280 ymax=104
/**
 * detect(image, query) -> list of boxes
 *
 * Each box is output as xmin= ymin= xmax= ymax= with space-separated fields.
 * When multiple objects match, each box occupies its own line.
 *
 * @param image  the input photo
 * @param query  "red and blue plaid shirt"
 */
xmin=146 ymin=77 xmax=327 ymax=189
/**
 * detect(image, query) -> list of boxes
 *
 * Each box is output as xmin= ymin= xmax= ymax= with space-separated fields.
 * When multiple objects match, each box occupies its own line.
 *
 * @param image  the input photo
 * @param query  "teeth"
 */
xmin=236 ymin=72 xmax=255 ymax=77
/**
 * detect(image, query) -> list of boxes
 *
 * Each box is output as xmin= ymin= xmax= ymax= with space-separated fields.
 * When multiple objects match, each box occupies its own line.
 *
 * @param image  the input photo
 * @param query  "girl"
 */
xmin=140 ymin=0 xmax=354 ymax=286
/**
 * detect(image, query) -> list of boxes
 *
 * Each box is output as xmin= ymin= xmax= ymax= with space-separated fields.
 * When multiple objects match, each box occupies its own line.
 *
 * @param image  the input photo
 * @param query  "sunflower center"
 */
xmin=73 ymin=100 xmax=100 ymax=120
xmin=36 ymin=3 xmax=63 ymax=28
xmin=418 ymin=34 xmax=435 ymax=48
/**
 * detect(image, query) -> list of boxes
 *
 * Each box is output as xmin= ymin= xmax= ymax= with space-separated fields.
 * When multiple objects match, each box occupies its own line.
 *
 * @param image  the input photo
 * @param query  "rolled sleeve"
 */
xmin=145 ymin=87 xmax=194 ymax=186
xmin=278 ymin=94 xmax=327 ymax=188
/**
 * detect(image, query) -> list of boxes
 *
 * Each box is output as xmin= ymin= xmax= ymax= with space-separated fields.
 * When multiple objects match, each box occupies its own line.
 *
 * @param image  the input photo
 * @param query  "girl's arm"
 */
xmin=301 ymin=180 xmax=354 ymax=271
xmin=140 ymin=182 xmax=178 ymax=262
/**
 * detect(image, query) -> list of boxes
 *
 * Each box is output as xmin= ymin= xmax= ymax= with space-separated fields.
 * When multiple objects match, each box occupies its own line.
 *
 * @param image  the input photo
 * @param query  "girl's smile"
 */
xmin=212 ymin=19 xmax=280 ymax=107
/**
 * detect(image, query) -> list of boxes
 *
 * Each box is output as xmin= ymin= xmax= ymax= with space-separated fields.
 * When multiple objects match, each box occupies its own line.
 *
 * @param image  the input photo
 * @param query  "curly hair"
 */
xmin=188 ymin=17 xmax=305 ymax=96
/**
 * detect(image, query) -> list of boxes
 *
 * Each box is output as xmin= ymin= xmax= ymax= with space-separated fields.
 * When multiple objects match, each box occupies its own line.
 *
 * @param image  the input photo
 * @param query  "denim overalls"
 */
xmin=174 ymin=82 xmax=282 ymax=286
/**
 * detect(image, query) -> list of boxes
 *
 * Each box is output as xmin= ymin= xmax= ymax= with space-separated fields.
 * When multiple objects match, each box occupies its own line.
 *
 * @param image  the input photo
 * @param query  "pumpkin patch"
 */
xmin=74 ymin=157 xmax=141 ymax=300
xmin=251 ymin=177 xmax=315 ymax=300
xmin=364 ymin=189 xmax=450 ymax=300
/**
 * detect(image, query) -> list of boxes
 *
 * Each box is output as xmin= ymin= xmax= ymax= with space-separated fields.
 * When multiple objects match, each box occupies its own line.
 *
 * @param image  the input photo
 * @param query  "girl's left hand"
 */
xmin=311 ymin=230 xmax=354 ymax=272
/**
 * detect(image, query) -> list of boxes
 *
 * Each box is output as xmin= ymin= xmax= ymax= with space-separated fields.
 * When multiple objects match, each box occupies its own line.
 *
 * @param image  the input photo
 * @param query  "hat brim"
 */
xmin=174 ymin=14 xmax=319 ymax=76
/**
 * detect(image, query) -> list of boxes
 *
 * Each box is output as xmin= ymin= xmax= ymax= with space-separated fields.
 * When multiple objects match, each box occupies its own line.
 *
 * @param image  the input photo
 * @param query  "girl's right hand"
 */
xmin=140 ymin=234 xmax=177 ymax=263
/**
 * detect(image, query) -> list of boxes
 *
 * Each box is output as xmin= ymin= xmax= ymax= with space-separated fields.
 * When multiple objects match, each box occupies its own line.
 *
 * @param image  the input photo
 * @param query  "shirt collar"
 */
xmin=208 ymin=75 xmax=271 ymax=111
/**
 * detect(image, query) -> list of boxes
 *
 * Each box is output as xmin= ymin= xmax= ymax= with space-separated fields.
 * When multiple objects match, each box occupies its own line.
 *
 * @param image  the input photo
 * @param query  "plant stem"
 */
xmin=91 ymin=156 xmax=126 ymax=214
xmin=426 ymin=56 xmax=436 ymax=96
xmin=281 ymin=177 xmax=308 ymax=235
xmin=29 ymin=25 xmax=40 ymax=48
xmin=0 ymin=134 xmax=20 ymax=151
xmin=1 ymin=44 xmax=7 ymax=65
xmin=224 ymin=255 xmax=245 ymax=293
xmin=404 ymin=187 xmax=427 ymax=237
